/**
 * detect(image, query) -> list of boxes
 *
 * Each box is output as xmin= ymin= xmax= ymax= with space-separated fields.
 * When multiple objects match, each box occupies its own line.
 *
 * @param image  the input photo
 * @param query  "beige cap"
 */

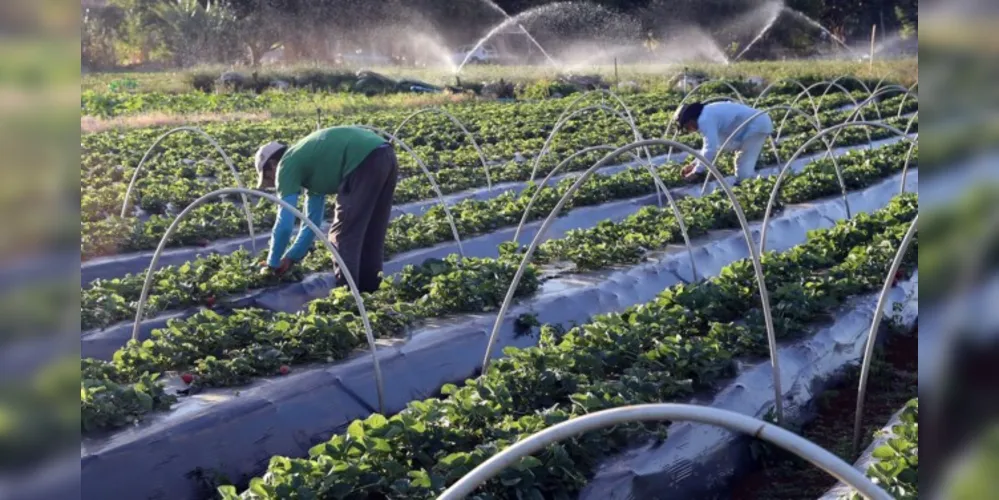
xmin=254 ymin=141 xmax=286 ymax=189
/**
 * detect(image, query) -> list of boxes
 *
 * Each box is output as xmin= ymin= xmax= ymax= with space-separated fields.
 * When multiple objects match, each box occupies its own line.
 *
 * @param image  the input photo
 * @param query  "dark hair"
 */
xmin=678 ymin=102 xmax=705 ymax=128
xmin=266 ymin=146 xmax=288 ymax=169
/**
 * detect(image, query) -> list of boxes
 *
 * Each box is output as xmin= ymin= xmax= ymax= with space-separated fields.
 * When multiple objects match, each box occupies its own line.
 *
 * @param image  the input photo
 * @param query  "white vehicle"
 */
xmin=453 ymin=44 xmax=501 ymax=65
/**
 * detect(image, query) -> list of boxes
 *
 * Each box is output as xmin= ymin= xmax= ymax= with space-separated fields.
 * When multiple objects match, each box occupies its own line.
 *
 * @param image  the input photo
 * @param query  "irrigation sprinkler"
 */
xmin=130 ymin=187 xmax=385 ymax=413
xmin=512 ymin=144 xmax=698 ymax=281
xmin=350 ymin=124 xmax=465 ymax=257
xmin=120 ymin=126 xmax=257 ymax=254
xmin=392 ymin=108 xmax=493 ymax=192
xmin=528 ymin=104 xmax=644 ymax=184
xmin=437 ymin=404 xmax=893 ymax=500
xmin=758 ymin=121 xmax=917 ymax=254
xmin=852 ymin=215 xmax=917 ymax=454
xmin=696 ymin=105 xmax=851 ymax=219
xmin=483 ymin=139 xmax=786 ymax=426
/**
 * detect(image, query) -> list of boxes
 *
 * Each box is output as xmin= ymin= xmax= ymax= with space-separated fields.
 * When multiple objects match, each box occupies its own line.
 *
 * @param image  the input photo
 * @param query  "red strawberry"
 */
xmin=892 ymin=270 xmax=904 ymax=286
xmin=279 ymin=365 xmax=290 ymax=376
xmin=205 ymin=296 xmax=216 ymax=307
xmin=181 ymin=373 xmax=195 ymax=385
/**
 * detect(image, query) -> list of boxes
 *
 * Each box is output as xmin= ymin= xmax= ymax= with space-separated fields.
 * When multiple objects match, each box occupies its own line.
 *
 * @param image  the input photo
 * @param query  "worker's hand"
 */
xmin=275 ymin=257 xmax=294 ymax=276
xmin=681 ymin=163 xmax=701 ymax=179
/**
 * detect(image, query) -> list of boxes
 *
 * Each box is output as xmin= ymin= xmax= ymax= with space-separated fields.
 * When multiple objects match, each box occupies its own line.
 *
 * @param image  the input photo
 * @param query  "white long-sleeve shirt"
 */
xmin=694 ymin=102 xmax=774 ymax=169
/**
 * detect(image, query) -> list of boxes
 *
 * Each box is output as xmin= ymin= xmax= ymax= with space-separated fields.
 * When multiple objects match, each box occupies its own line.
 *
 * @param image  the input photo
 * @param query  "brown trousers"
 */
xmin=329 ymin=144 xmax=398 ymax=293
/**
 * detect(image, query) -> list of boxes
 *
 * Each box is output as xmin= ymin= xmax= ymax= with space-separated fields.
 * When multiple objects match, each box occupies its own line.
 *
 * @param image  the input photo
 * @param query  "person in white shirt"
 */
xmin=676 ymin=101 xmax=774 ymax=185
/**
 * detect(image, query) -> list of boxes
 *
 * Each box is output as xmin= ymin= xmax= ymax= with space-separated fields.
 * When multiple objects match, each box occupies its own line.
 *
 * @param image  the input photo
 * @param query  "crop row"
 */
xmin=849 ymin=398 xmax=919 ymax=500
xmin=80 ymin=96 xmax=915 ymax=260
xmin=80 ymin=140 xmax=917 ymax=331
xmin=80 ymin=89 xmax=894 ymax=258
xmin=219 ymin=194 xmax=918 ymax=499
xmin=79 ymin=89 xmax=886 ymax=212
xmin=81 ymin=141 xmax=916 ymax=433
xmin=77 ymin=77 xmax=818 ymax=119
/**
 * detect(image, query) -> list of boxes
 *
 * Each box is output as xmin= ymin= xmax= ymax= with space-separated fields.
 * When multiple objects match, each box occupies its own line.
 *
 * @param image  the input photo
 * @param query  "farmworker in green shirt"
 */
xmin=253 ymin=126 xmax=398 ymax=293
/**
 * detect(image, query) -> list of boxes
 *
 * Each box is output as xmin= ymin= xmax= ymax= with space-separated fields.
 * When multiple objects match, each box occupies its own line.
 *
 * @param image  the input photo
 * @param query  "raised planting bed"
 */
xmin=79 ymin=102 xmax=917 ymax=285
xmin=80 ymin=150 xmax=920 ymax=431
xmin=216 ymin=194 xmax=918 ymax=499
xmin=80 ymin=145 xmax=920 ymax=433
xmin=81 ymin=90 xmax=913 ymax=262
xmin=80 ymin=188 xmax=916 ymax=500
xmin=81 ymin=137 xmax=916 ymax=345
xmin=819 ymin=398 xmax=919 ymax=500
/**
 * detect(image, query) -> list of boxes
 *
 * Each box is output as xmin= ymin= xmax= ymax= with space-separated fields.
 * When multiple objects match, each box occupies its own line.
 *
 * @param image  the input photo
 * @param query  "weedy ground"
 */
xmin=731 ymin=325 xmax=918 ymax=499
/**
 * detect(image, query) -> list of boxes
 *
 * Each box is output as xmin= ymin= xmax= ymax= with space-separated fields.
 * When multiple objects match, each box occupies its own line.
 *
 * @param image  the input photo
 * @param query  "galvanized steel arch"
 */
xmin=130 ymin=187 xmax=386 ymax=413
xmin=120 ymin=126 xmax=257 ymax=253
xmin=483 ymin=138 xmax=786 ymax=425
xmin=392 ymin=107 xmax=493 ymax=191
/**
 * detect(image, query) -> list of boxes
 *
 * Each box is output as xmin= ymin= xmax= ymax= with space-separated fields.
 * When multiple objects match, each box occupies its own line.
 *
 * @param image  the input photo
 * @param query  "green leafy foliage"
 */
xmin=81 ymin=88 xmax=911 ymax=259
xmin=850 ymin=398 xmax=918 ymax=500
xmin=227 ymin=194 xmax=918 ymax=498
xmin=81 ymin=140 xmax=917 ymax=330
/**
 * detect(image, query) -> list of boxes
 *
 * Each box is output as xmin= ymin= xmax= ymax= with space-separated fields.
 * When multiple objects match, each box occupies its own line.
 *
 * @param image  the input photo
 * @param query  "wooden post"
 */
xmin=614 ymin=57 xmax=619 ymax=86
xmin=869 ymin=24 xmax=877 ymax=71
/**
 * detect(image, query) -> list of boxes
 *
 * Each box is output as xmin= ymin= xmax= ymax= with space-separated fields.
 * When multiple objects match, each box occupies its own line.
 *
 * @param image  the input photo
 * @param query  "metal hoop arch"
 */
xmin=896 ymin=80 xmax=918 ymax=118
xmin=130 ymin=187 xmax=385 ymax=413
xmin=511 ymin=144 xmax=699 ymax=281
xmin=758 ymin=121 xmax=917 ymax=254
xmin=351 ymin=124 xmax=465 ymax=257
xmin=752 ymin=78 xmax=819 ymax=115
xmin=781 ymin=81 xmax=870 ymax=147
xmin=556 ymin=88 xmax=640 ymax=133
xmin=899 ymin=112 xmax=920 ymax=193
xmin=392 ymin=108 xmax=493 ymax=192
xmin=853 ymin=215 xmax=918 ymax=453
xmin=120 ymin=126 xmax=257 ymax=253
xmin=482 ymin=138 xmax=785 ymax=425
xmin=826 ymin=87 xmax=918 ymax=155
xmin=818 ymin=75 xmax=880 ymax=120
xmin=696 ymin=105 xmax=851 ymax=219
xmin=679 ymin=79 xmax=748 ymax=106
xmin=437 ymin=404 xmax=892 ymax=500
xmin=528 ymin=104 xmax=645 ymax=184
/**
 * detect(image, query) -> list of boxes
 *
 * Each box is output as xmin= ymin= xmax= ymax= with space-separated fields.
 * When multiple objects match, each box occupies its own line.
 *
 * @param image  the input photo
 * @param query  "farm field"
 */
xmin=73 ymin=63 xmax=943 ymax=500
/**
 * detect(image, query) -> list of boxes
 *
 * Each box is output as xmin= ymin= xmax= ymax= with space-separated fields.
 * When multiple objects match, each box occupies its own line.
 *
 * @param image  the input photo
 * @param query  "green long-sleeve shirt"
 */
xmin=267 ymin=126 xmax=386 ymax=267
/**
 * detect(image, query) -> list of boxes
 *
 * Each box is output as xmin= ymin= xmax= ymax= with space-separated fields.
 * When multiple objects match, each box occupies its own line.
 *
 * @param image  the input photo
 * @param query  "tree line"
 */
xmin=82 ymin=0 xmax=917 ymax=70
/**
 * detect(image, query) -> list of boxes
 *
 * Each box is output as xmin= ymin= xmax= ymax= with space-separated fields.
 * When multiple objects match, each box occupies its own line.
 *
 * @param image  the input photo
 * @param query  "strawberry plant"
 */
xmin=81 ymin=89 xmax=911 ymax=259
xmin=223 ymin=194 xmax=917 ymax=498
xmin=81 ymin=140 xmax=917 ymax=331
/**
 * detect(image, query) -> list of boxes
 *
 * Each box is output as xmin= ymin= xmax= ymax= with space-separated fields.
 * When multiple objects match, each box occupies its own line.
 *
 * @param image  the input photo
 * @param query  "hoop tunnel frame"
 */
xmin=129 ymin=187 xmax=387 ymax=413
xmin=437 ymin=404 xmax=893 ymax=500
xmin=481 ymin=138 xmax=786 ymax=425
xmin=120 ymin=126 xmax=257 ymax=253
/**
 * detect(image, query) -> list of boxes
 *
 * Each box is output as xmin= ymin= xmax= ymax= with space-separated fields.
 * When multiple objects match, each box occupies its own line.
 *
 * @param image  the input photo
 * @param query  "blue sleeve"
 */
xmin=284 ymin=193 xmax=326 ymax=262
xmin=267 ymin=193 xmax=299 ymax=268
